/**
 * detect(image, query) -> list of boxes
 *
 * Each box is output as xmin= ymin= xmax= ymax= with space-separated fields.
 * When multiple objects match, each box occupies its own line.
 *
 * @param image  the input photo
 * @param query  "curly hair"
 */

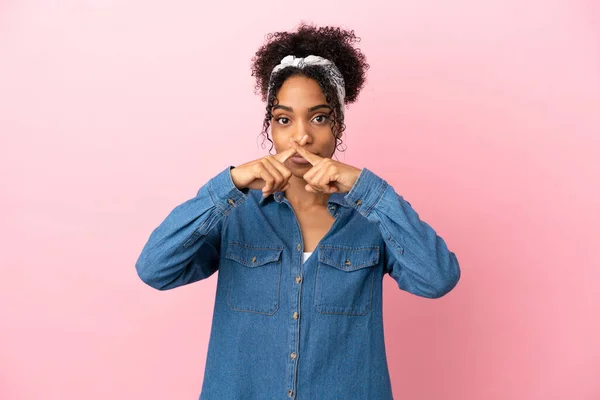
xmin=250 ymin=23 xmax=369 ymax=156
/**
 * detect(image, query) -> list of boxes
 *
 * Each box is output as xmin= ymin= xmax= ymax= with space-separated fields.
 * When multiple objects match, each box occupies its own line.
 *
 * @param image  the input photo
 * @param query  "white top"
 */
xmin=302 ymin=252 xmax=313 ymax=264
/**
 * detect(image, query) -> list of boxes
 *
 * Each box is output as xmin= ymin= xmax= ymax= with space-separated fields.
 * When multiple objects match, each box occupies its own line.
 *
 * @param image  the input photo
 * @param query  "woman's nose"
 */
xmin=292 ymin=134 xmax=310 ymax=146
xmin=292 ymin=121 xmax=312 ymax=142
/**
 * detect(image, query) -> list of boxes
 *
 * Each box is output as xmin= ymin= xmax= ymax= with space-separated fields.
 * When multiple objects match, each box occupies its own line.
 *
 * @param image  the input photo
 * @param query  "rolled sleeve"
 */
xmin=344 ymin=168 xmax=389 ymax=217
xmin=209 ymin=166 xmax=249 ymax=215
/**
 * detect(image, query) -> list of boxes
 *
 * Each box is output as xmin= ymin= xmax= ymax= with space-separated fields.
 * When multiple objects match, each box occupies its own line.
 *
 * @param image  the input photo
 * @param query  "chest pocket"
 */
xmin=225 ymin=243 xmax=283 ymax=315
xmin=314 ymin=245 xmax=380 ymax=316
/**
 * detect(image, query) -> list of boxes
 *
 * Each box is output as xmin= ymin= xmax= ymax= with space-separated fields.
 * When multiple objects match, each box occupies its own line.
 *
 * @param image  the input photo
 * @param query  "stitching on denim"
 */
xmin=225 ymin=244 xmax=283 ymax=267
xmin=228 ymin=242 xmax=284 ymax=251
xmin=317 ymin=246 xmax=380 ymax=270
xmin=226 ymin=254 xmax=281 ymax=267
xmin=208 ymin=181 xmax=225 ymax=214
xmin=314 ymin=262 xmax=374 ymax=316
xmin=319 ymin=258 xmax=378 ymax=270
xmin=364 ymin=180 xmax=388 ymax=216
xmin=347 ymin=168 xmax=365 ymax=203
xmin=226 ymin=259 xmax=281 ymax=315
xmin=314 ymin=247 xmax=378 ymax=316
xmin=318 ymin=245 xmax=380 ymax=251
xmin=379 ymin=224 xmax=405 ymax=255
xmin=183 ymin=217 xmax=212 ymax=248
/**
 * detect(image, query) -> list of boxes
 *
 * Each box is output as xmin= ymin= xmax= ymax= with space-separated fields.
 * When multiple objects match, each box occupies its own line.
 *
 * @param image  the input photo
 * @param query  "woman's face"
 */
xmin=271 ymin=75 xmax=337 ymax=174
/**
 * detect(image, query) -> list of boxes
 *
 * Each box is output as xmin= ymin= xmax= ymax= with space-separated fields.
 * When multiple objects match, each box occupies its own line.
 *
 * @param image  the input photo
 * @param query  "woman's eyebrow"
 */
xmin=308 ymin=104 xmax=331 ymax=112
xmin=272 ymin=104 xmax=331 ymax=112
xmin=273 ymin=105 xmax=293 ymax=112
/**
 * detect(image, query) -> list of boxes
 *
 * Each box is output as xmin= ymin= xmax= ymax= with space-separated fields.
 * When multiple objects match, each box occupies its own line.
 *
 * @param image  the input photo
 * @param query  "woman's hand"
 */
xmin=290 ymin=139 xmax=362 ymax=194
xmin=231 ymin=136 xmax=309 ymax=197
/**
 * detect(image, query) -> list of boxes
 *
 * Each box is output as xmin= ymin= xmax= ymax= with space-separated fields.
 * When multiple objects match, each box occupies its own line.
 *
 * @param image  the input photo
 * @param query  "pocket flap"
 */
xmin=317 ymin=246 xmax=380 ymax=272
xmin=225 ymin=243 xmax=283 ymax=267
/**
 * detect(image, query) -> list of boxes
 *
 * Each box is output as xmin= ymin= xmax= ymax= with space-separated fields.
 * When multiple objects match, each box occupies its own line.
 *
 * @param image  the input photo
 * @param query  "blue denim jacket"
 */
xmin=136 ymin=166 xmax=460 ymax=399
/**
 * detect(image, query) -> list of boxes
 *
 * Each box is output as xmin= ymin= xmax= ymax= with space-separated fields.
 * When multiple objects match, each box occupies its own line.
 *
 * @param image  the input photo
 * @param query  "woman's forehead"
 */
xmin=275 ymin=76 xmax=327 ymax=107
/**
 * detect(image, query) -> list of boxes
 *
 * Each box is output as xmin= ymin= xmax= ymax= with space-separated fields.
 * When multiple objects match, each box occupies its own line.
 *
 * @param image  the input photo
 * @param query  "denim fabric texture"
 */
xmin=136 ymin=166 xmax=461 ymax=399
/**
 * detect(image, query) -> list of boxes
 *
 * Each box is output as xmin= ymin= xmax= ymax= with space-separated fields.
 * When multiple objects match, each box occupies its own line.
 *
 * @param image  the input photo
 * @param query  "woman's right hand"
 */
xmin=231 ymin=136 xmax=308 ymax=197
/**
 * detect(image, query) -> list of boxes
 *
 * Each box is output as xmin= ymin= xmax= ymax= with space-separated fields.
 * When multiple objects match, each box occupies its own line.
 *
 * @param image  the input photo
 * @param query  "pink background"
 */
xmin=1 ymin=1 xmax=599 ymax=399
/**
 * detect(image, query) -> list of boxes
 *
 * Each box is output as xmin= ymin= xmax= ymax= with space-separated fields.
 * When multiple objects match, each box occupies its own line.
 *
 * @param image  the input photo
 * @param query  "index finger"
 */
xmin=291 ymin=142 xmax=323 ymax=166
xmin=273 ymin=146 xmax=297 ymax=164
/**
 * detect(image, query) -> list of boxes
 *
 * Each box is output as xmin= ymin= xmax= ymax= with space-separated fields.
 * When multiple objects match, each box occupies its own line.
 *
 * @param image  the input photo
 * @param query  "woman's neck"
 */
xmin=284 ymin=175 xmax=329 ymax=209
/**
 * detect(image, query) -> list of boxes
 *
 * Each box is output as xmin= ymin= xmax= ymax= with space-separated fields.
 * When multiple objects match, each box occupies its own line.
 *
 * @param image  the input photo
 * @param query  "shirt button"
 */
xmin=227 ymin=199 xmax=235 ymax=205
xmin=295 ymin=276 xmax=302 ymax=283
xmin=345 ymin=259 xmax=352 ymax=266
xmin=355 ymin=199 xmax=363 ymax=206
xmin=296 ymin=243 xmax=301 ymax=251
xmin=251 ymin=256 xmax=257 ymax=263
xmin=290 ymin=352 xmax=297 ymax=359
xmin=292 ymin=312 xmax=299 ymax=319
xmin=288 ymin=389 xmax=293 ymax=397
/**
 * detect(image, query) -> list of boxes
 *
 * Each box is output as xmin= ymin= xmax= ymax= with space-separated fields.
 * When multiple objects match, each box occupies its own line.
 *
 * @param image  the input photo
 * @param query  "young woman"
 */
xmin=136 ymin=23 xmax=461 ymax=400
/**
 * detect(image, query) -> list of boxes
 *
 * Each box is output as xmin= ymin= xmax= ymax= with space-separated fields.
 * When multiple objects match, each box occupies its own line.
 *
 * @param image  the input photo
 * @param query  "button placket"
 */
xmin=285 ymin=204 xmax=306 ymax=400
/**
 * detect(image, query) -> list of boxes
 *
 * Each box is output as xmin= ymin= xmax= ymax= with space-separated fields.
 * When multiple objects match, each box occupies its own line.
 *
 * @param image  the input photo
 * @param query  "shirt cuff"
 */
xmin=208 ymin=166 xmax=249 ymax=214
xmin=344 ymin=168 xmax=388 ymax=217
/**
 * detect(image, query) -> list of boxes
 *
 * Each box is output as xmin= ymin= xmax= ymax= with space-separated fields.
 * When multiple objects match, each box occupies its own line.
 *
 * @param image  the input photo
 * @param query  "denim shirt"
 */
xmin=135 ymin=166 xmax=461 ymax=400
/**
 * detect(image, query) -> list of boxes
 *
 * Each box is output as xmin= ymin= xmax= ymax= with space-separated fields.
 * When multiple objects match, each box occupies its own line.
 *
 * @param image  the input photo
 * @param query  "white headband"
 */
xmin=268 ymin=55 xmax=346 ymax=116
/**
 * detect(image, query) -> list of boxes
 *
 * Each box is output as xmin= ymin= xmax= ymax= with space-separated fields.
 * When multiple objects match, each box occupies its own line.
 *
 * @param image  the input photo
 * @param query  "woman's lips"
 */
xmin=290 ymin=155 xmax=310 ymax=165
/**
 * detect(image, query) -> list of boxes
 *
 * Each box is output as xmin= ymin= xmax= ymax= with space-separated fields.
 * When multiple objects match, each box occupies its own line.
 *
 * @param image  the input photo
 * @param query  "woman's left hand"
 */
xmin=290 ymin=138 xmax=362 ymax=194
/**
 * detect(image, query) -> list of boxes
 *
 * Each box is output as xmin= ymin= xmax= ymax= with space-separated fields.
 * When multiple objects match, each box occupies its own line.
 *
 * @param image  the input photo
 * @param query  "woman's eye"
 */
xmin=276 ymin=117 xmax=290 ymax=125
xmin=313 ymin=115 xmax=329 ymax=124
